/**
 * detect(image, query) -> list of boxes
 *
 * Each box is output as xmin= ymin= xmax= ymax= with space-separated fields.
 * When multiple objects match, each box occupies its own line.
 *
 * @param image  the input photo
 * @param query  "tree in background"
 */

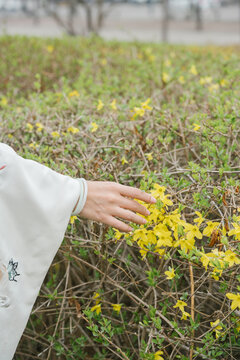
xmin=44 ymin=0 xmax=114 ymax=36
xmin=192 ymin=0 xmax=203 ymax=30
xmin=15 ymin=0 xmax=114 ymax=36
xmin=161 ymin=0 xmax=169 ymax=42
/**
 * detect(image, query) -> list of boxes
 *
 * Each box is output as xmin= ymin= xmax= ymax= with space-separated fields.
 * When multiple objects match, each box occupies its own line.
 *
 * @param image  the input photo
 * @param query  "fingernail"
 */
xmin=151 ymin=196 xmax=157 ymax=203
xmin=146 ymin=210 xmax=150 ymax=215
xmin=128 ymin=227 xmax=133 ymax=232
xmin=143 ymin=218 xmax=147 ymax=224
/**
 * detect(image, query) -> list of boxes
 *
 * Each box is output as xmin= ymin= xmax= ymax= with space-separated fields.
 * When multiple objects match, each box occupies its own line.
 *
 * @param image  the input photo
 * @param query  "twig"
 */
xmin=189 ymin=262 xmax=195 ymax=360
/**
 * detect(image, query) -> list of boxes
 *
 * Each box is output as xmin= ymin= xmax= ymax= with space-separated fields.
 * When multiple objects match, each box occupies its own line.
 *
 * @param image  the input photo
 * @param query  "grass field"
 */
xmin=1 ymin=35 xmax=240 ymax=360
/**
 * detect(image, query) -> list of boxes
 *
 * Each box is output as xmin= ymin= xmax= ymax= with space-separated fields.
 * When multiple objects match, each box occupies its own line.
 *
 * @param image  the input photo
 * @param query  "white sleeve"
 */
xmin=0 ymin=143 xmax=82 ymax=359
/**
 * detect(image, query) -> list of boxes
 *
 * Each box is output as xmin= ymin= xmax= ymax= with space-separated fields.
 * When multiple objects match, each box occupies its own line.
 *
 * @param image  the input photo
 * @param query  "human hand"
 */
xmin=79 ymin=181 xmax=156 ymax=232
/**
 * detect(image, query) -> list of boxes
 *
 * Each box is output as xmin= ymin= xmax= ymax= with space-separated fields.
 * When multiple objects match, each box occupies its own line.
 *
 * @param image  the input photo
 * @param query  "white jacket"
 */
xmin=0 ymin=143 xmax=86 ymax=359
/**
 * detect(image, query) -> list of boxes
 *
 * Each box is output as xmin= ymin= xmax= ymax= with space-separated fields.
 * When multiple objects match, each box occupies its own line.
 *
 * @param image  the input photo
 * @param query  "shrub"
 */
xmin=1 ymin=35 xmax=240 ymax=359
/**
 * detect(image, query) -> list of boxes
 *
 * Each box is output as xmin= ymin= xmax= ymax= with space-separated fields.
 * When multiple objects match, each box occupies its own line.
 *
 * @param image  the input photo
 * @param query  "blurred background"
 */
xmin=0 ymin=0 xmax=239 ymax=44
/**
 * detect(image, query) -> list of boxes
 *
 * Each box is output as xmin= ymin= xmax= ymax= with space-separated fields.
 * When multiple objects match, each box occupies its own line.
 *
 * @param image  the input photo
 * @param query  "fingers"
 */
xmin=102 ymin=215 xmax=133 ymax=233
xmin=112 ymin=207 xmax=147 ymax=226
xmin=118 ymin=197 xmax=150 ymax=217
xmin=117 ymin=184 xmax=156 ymax=204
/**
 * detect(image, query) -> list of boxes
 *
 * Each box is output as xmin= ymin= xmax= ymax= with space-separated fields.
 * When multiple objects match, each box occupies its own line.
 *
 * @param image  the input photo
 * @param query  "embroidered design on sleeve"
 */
xmin=0 ymin=165 xmax=6 ymax=170
xmin=7 ymin=258 xmax=20 ymax=282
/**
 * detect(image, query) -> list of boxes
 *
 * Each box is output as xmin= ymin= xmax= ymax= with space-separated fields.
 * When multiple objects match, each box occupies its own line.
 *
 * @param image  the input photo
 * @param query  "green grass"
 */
xmin=1 ymin=35 xmax=240 ymax=360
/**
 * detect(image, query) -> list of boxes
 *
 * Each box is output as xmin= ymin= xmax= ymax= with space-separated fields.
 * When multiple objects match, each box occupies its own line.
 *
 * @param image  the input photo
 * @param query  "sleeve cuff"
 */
xmin=72 ymin=178 xmax=88 ymax=215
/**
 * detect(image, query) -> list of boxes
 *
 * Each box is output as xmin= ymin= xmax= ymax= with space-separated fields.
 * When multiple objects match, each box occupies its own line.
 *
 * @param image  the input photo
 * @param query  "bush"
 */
xmin=1 ymin=35 xmax=240 ymax=359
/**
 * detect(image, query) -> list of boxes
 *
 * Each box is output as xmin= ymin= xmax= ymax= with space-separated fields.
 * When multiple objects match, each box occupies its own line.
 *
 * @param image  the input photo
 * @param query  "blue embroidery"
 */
xmin=7 ymin=258 xmax=20 ymax=282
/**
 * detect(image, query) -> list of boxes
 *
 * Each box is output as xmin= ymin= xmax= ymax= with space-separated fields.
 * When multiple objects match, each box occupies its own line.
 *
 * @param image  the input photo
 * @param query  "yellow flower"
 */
xmin=100 ymin=58 xmax=107 ymax=66
xmin=208 ymin=83 xmax=219 ymax=93
xmin=132 ymin=228 xmax=148 ymax=243
xmin=110 ymin=99 xmax=117 ymax=110
xmin=200 ymin=250 xmax=225 ymax=270
xmin=114 ymin=229 xmax=124 ymax=240
xmin=147 ymin=206 xmax=160 ymax=223
xmin=146 ymin=152 xmax=153 ymax=161
xmin=194 ymin=211 xmax=204 ymax=226
xmin=210 ymin=319 xmax=222 ymax=329
xmin=199 ymin=76 xmax=212 ymax=85
xmin=70 ymin=215 xmax=77 ymax=224
xmin=228 ymin=223 xmax=240 ymax=240
xmin=7 ymin=134 xmax=13 ymax=139
xmin=173 ymin=300 xmax=187 ymax=312
xmin=154 ymin=223 xmax=171 ymax=237
xmin=69 ymin=90 xmax=79 ymax=98
xmin=145 ymin=47 xmax=152 ymax=55
xmin=154 ymin=350 xmax=164 ymax=360
xmin=220 ymin=79 xmax=228 ymax=87
xmin=90 ymin=304 xmax=101 ymax=315
xmin=46 ymin=45 xmax=54 ymax=53
xmin=148 ymin=54 xmax=156 ymax=62
xmin=164 ymin=59 xmax=171 ymax=67
xmin=211 ymin=268 xmax=223 ymax=281
xmin=193 ymin=123 xmax=201 ymax=132
xmin=162 ymin=72 xmax=170 ymax=83
xmin=155 ymin=248 xmax=165 ymax=257
xmin=190 ymin=65 xmax=198 ymax=75
xmin=178 ymin=76 xmax=185 ymax=84
xmin=97 ymin=99 xmax=104 ymax=111
xmin=139 ymin=247 xmax=148 ymax=259
xmin=144 ymin=230 xmax=156 ymax=245
xmin=210 ymin=319 xmax=223 ymax=338
xmin=26 ymin=123 xmax=33 ymax=131
xmin=29 ymin=142 xmax=38 ymax=150
xmin=203 ymin=221 xmax=220 ymax=237
xmin=1 ymin=97 xmax=8 ymax=107
xmin=51 ymin=131 xmax=60 ymax=138
xmin=165 ymin=267 xmax=175 ymax=280
xmin=141 ymin=98 xmax=152 ymax=111
xmin=150 ymin=184 xmax=173 ymax=206
xmin=130 ymin=106 xmax=145 ymax=121
xmin=121 ymin=156 xmax=128 ymax=165
xmin=185 ymin=224 xmax=202 ymax=241
xmin=156 ymin=231 xmax=173 ymax=248
xmin=174 ymin=237 xmax=195 ymax=253
xmin=91 ymin=122 xmax=98 ymax=133
xmin=236 ymin=320 xmax=240 ymax=332
xmin=133 ymin=107 xmax=145 ymax=117
xmin=92 ymin=292 xmax=101 ymax=305
xmin=200 ymin=252 xmax=212 ymax=270
xmin=35 ymin=122 xmax=44 ymax=132
xmin=224 ymin=250 xmax=240 ymax=267
xmin=67 ymin=126 xmax=79 ymax=134
xmin=226 ymin=293 xmax=240 ymax=310
xmin=164 ymin=210 xmax=183 ymax=230
xmin=111 ymin=303 xmax=122 ymax=314
xmin=181 ymin=311 xmax=191 ymax=320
